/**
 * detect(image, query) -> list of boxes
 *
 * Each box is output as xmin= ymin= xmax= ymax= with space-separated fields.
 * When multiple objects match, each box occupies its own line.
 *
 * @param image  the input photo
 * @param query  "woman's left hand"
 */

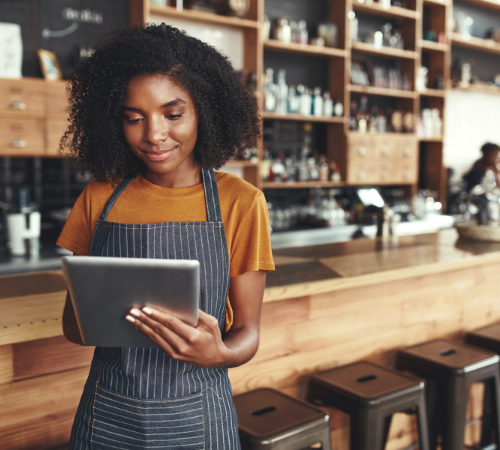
xmin=126 ymin=307 xmax=228 ymax=368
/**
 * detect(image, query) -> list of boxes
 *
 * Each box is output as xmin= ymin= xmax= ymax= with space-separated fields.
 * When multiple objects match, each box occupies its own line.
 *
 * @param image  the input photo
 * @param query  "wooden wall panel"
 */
xmin=0 ymin=344 xmax=13 ymax=385
xmin=13 ymin=336 xmax=94 ymax=380
xmin=0 ymin=367 xmax=88 ymax=449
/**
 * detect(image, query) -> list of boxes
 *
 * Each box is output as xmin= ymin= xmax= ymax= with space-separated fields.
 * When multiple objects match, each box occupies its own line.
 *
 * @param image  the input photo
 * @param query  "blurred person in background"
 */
xmin=463 ymin=142 xmax=500 ymax=191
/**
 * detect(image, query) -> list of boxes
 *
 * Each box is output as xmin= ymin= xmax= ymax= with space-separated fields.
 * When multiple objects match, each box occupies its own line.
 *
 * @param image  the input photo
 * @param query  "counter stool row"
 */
xmin=234 ymin=323 xmax=500 ymax=450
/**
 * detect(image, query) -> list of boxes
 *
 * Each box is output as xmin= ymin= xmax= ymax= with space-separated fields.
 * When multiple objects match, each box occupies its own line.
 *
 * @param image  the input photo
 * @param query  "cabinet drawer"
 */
xmin=0 ymin=119 xmax=45 ymax=156
xmin=347 ymin=160 xmax=393 ymax=184
xmin=46 ymin=120 xmax=68 ymax=155
xmin=46 ymin=81 xmax=70 ymax=118
xmin=348 ymin=134 xmax=377 ymax=159
xmin=392 ymin=161 xmax=418 ymax=184
xmin=0 ymin=78 xmax=45 ymax=118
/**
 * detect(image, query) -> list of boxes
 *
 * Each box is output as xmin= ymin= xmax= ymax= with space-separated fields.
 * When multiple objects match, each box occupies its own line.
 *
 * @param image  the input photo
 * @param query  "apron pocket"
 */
xmin=91 ymin=382 xmax=204 ymax=450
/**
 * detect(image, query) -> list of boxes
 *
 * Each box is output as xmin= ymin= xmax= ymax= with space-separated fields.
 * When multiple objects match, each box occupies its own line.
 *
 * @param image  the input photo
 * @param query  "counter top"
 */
xmin=3 ymin=228 xmax=500 ymax=346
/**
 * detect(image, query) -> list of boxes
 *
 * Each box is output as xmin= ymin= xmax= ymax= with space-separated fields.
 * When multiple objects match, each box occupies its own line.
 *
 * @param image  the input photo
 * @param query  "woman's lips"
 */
xmin=143 ymin=148 xmax=174 ymax=162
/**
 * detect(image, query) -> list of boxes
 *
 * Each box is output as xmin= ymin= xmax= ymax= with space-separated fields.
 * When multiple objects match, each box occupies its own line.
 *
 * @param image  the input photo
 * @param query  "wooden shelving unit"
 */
xmin=420 ymin=40 xmax=449 ymax=52
xmin=451 ymin=85 xmax=500 ymax=95
xmin=348 ymin=84 xmax=418 ymax=98
xmin=263 ymin=40 xmax=347 ymax=58
xmin=261 ymin=112 xmax=346 ymax=123
xmin=451 ymin=33 xmax=500 ymax=55
xmin=420 ymin=88 xmax=446 ymax=97
xmin=351 ymin=2 xmax=420 ymax=19
xmin=351 ymin=41 xmax=418 ymax=59
xmin=456 ymin=0 xmax=500 ymax=11
xmin=148 ymin=4 xmax=259 ymax=28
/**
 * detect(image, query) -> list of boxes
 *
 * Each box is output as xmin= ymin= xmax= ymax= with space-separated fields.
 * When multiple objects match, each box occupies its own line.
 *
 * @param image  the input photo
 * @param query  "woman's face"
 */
xmin=122 ymin=74 xmax=199 ymax=187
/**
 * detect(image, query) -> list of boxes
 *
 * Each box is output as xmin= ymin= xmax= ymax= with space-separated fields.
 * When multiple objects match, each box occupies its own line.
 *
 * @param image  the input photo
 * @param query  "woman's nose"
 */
xmin=145 ymin=116 xmax=167 ymax=144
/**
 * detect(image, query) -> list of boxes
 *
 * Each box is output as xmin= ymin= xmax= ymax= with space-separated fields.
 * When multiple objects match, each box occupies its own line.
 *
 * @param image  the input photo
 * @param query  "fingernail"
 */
xmin=125 ymin=315 xmax=136 ymax=323
xmin=142 ymin=307 xmax=153 ymax=315
xmin=130 ymin=308 xmax=141 ymax=317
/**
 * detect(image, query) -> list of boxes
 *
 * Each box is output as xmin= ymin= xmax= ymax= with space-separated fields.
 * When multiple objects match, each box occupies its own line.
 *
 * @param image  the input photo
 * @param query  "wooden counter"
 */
xmin=2 ymin=228 xmax=500 ymax=448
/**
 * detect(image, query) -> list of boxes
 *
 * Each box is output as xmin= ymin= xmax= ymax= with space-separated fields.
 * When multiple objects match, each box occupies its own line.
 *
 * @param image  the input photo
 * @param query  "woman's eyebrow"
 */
xmin=122 ymin=98 xmax=186 ymax=112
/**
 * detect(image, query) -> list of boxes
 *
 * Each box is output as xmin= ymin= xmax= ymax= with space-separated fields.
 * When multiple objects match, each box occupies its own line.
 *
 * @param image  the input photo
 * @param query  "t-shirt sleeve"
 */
xmin=56 ymin=183 xmax=95 ymax=256
xmin=229 ymin=190 xmax=275 ymax=278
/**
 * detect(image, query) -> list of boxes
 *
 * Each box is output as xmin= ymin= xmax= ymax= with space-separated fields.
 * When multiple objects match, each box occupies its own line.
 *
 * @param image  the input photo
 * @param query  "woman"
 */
xmin=57 ymin=24 xmax=274 ymax=449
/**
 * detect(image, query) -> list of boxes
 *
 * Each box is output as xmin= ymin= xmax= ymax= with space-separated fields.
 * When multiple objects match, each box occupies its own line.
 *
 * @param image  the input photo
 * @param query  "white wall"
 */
xmin=444 ymin=90 xmax=500 ymax=181
xmin=149 ymin=15 xmax=244 ymax=71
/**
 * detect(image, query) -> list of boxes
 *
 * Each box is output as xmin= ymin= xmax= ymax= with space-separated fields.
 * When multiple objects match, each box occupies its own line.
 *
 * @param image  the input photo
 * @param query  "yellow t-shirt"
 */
xmin=57 ymin=171 xmax=275 ymax=331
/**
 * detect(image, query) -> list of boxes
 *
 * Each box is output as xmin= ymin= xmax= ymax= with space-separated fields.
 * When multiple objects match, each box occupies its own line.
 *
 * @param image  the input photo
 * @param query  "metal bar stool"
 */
xmin=306 ymin=361 xmax=430 ymax=450
xmin=233 ymin=388 xmax=332 ymax=450
xmin=396 ymin=339 xmax=500 ymax=450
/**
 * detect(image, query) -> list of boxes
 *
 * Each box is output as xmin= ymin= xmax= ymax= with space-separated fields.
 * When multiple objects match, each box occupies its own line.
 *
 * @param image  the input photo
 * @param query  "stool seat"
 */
xmin=466 ymin=322 xmax=500 ymax=354
xmin=312 ymin=361 xmax=424 ymax=404
xmin=307 ymin=361 xmax=430 ymax=450
xmin=396 ymin=339 xmax=500 ymax=450
xmin=234 ymin=388 xmax=331 ymax=450
xmin=398 ymin=339 xmax=500 ymax=374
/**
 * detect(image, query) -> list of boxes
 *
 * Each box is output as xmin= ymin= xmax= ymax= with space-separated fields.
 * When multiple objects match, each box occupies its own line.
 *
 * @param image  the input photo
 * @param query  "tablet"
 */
xmin=62 ymin=256 xmax=200 ymax=348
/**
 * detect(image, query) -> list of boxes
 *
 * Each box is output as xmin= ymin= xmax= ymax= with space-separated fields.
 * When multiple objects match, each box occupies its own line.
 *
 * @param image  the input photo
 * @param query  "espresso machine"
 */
xmin=4 ymin=188 xmax=41 ymax=258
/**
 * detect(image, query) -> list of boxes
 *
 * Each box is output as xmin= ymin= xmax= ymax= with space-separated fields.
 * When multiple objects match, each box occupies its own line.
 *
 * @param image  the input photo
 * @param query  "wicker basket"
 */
xmin=455 ymin=221 xmax=500 ymax=242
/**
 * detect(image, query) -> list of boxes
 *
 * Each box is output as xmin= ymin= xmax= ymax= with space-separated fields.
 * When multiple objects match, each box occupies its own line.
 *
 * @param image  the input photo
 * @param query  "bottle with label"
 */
xmin=298 ymin=20 xmax=308 ymax=45
xmin=290 ymin=20 xmax=300 ymax=43
xmin=313 ymin=87 xmax=323 ymax=117
xmin=319 ymin=155 xmax=329 ymax=181
xmin=287 ymin=85 xmax=300 ymax=114
xmin=276 ymin=69 xmax=288 ymax=114
xmin=271 ymin=157 xmax=285 ymax=182
xmin=323 ymin=91 xmax=333 ymax=116
xmin=334 ymin=99 xmax=344 ymax=117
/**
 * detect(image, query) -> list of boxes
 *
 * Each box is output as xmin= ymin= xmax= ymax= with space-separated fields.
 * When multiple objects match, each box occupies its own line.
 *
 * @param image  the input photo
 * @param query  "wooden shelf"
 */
xmin=263 ymin=40 xmax=347 ymax=58
xmin=451 ymin=85 xmax=500 ymax=95
xmin=423 ymin=0 xmax=449 ymax=6
xmin=455 ymin=0 xmax=500 ymax=11
xmin=348 ymin=84 xmax=418 ymax=98
xmin=451 ymin=33 xmax=500 ymax=55
xmin=351 ymin=2 xmax=419 ymax=20
xmin=261 ymin=112 xmax=346 ymax=123
xmin=420 ymin=88 xmax=446 ymax=98
xmin=149 ymin=5 xmax=259 ymax=29
xmin=419 ymin=137 xmax=444 ymax=142
xmin=351 ymin=41 xmax=418 ymax=59
xmin=262 ymin=181 xmax=345 ymax=189
xmin=420 ymin=40 xmax=449 ymax=52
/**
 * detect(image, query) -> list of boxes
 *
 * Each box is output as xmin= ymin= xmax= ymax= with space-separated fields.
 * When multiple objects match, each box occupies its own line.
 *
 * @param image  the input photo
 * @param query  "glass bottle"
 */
xmin=287 ymin=85 xmax=300 ymax=114
xmin=260 ymin=148 xmax=271 ymax=182
xmin=323 ymin=91 xmax=333 ymax=116
xmin=290 ymin=20 xmax=300 ymax=43
xmin=313 ymin=87 xmax=323 ymax=117
xmin=264 ymin=68 xmax=277 ymax=112
xmin=300 ymin=86 xmax=312 ymax=116
xmin=276 ymin=69 xmax=288 ymax=114
xmin=298 ymin=20 xmax=308 ymax=45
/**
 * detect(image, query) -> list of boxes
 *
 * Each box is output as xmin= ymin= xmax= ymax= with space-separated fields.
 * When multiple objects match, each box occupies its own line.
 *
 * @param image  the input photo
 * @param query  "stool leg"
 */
xmin=481 ymin=374 xmax=500 ymax=448
xmin=441 ymin=376 xmax=468 ymax=450
xmin=350 ymin=409 xmax=386 ymax=450
xmin=416 ymin=395 xmax=431 ymax=450
xmin=424 ymin=378 xmax=440 ymax=450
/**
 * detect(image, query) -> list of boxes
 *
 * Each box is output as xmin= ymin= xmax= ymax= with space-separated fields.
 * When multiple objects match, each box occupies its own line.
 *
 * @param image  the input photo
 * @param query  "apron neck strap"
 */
xmin=99 ymin=177 xmax=136 ymax=221
xmin=98 ymin=169 xmax=222 ymax=223
xmin=202 ymin=168 xmax=222 ymax=223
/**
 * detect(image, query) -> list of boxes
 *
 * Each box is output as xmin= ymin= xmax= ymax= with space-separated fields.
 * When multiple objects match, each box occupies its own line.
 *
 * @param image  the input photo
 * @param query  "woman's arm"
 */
xmin=127 ymin=270 xmax=267 ymax=368
xmin=62 ymin=290 xmax=84 ymax=345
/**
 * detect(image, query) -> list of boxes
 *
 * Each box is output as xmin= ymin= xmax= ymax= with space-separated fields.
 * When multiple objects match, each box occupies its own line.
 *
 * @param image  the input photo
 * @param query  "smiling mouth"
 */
xmin=142 ymin=147 xmax=176 ymax=162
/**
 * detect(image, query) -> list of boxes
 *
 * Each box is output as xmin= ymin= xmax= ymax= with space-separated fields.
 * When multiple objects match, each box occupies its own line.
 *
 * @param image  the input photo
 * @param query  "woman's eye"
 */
xmin=125 ymin=117 xmax=142 ymax=124
xmin=167 ymin=114 xmax=182 ymax=120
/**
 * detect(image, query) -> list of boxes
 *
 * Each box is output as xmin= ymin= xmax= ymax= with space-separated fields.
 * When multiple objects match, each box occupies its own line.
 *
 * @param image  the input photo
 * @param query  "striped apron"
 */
xmin=69 ymin=169 xmax=241 ymax=450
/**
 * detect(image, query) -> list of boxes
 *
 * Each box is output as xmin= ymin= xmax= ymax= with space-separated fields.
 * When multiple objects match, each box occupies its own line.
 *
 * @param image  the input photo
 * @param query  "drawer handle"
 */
xmin=357 ymin=147 xmax=367 ymax=156
xmin=381 ymin=147 xmax=390 ymax=156
xmin=403 ymin=171 xmax=411 ymax=179
xmin=11 ymin=139 xmax=27 ymax=148
xmin=404 ymin=148 xmax=412 ymax=157
xmin=357 ymin=172 xmax=366 ymax=180
xmin=10 ymin=101 xmax=26 ymax=111
xmin=381 ymin=172 xmax=388 ymax=180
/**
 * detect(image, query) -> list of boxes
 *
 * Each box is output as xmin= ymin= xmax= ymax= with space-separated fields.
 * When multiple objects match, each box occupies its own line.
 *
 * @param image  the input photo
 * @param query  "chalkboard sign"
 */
xmin=0 ymin=0 xmax=129 ymax=78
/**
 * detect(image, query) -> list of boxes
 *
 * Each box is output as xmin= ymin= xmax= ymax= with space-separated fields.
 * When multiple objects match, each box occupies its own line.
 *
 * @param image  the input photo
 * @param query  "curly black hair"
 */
xmin=61 ymin=23 xmax=261 ymax=184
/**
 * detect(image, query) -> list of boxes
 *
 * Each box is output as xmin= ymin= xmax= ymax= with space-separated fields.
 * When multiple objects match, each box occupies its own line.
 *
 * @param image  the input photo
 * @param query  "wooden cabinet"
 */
xmin=0 ymin=78 xmax=69 ymax=157
xmin=0 ymin=118 xmax=45 ymax=157
xmin=0 ymin=78 xmax=45 ymax=119
xmin=346 ymin=133 xmax=418 ymax=185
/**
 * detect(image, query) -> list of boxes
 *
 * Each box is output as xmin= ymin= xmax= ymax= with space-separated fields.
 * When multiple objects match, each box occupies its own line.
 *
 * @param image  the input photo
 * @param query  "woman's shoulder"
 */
xmin=217 ymin=172 xmax=263 ymax=199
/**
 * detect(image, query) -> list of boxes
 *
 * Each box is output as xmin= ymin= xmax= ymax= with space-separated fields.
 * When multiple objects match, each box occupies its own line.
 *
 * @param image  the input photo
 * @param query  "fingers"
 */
xmin=198 ymin=310 xmax=221 ymax=330
xmin=142 ymin=307 xmax=196 ymax=340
